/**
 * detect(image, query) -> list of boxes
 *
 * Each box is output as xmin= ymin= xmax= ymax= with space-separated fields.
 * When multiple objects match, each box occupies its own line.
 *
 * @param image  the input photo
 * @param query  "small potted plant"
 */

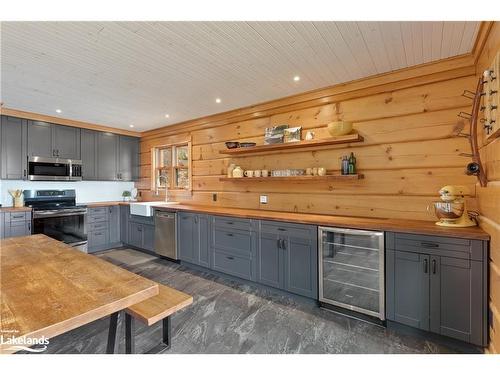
xmin=122 ymin=190 xmax=132 ymax=202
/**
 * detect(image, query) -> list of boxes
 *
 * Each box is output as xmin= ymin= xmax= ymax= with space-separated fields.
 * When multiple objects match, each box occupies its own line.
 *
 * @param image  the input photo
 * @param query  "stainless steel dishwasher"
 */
xmin=154 ymin=211 xmax=177 ymax=260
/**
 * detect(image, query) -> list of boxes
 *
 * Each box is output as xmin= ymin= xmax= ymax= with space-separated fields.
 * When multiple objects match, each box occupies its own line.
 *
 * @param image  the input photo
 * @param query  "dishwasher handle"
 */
xmin=156 ymin=212 xmax=176 ymax=219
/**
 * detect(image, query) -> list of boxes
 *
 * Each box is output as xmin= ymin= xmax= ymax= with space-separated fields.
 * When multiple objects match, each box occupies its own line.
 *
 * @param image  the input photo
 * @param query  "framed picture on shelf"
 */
xmin=283 ymin=126 xmax=302 ymax=143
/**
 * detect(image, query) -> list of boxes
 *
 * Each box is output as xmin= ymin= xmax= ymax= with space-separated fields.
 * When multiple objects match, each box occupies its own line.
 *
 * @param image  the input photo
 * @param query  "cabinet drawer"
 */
xmin=389 ymin=233 xmax=483 ymax=261
xmin=213 ymin=228 xmax=253 ymax=257
xmin=5 ymin=211 xmax=31 ymax=222
xmin=88 ymin=207 xmax=108 ymax=216
xmin=213 ymin=250 xmax=253 ymax=281
xmin=87 ymin=214 xmax=108 ymax=223
xmin=260 ymin=220 xmax=316 ymax=238
xmin=89 ymin=230 xmax=109 ymax=248
xmin=213 ymin=215 xmax=253 ymax=231
xmin=88 ymin=221 xmax=109 ymax=231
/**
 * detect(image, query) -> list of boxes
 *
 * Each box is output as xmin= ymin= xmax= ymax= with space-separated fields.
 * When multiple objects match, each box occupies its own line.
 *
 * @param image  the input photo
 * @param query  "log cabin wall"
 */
xmin=139 ymin=58 xmax=480 ymax=221
xmin=475 ymin=22 xmax=500 ymax=354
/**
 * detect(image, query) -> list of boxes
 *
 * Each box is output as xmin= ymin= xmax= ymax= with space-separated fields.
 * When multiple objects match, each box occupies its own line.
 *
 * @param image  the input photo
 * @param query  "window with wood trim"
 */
xmin=152 ymin=142 xmax=191 ymax=192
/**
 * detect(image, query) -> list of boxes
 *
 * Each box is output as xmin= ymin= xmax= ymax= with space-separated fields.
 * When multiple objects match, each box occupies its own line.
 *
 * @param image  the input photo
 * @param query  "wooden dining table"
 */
xmin=0 ymin=234 xmax=159 ymax=354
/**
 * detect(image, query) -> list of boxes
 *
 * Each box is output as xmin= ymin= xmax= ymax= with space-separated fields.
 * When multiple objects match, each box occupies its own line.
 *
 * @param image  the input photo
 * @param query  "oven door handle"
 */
xmin=34 ymin=210 xmax=87 ymax=219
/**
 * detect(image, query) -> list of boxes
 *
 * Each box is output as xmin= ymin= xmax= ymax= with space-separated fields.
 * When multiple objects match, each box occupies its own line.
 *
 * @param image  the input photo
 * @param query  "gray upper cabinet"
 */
xmin=0 ymin=212 xmax=4 ymax=239
xmin=27 ymin=121 xmax=53 ymax=157
xmin=118 ymin=136 xmax=139 ymax=181
xmin=97 ymin=132 xmax=119 ymax=180
xmin=81 ymin=129 xmax=98 ymax=180
xmin=27 ymin=121 xmax=80 ymax=159
xmin=385 ymin=232 xmax=488 ymax=347
xmin=95 ymin=133 xmax=139 ymax=181
xmin=1 ymin=116 xmax=28 ymax=180
xmin=53 ymin=125 xmax=81 ymax=159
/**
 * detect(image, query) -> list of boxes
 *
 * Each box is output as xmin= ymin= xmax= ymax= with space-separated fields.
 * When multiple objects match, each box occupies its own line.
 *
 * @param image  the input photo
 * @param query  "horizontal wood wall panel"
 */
xmin=480 ymin=137 xmax=500 ymax=181
xmin=475 ymin=21 xmax=500 ymax=354
xmin=138 ymin=59 xmax=480 ymax=221
xmin=191 ymin=107 xmax=470 ymax=162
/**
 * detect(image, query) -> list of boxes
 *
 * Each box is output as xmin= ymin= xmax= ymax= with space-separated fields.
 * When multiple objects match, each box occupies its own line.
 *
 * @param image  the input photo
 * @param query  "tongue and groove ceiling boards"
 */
xmin=0 ymin=21 xmax=480 ymax=131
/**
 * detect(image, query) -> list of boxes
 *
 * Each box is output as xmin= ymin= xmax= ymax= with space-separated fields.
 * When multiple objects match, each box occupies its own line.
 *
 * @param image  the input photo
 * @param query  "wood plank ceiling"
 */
xmin=0 ymin=21 xmax=480 ymax=131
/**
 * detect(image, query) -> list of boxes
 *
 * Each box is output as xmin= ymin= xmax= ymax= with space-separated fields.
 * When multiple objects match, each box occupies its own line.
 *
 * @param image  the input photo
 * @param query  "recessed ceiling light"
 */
xmin=293 ymin=76 xmax=300 ymax=82
xmin=215 ymin=98 xmax=221 ymax=104
xmin=165 ymin=114 xmax=170 ymax=118
xmin=129 ymin=124 xmax=134 ymax=128
xmin=55 ymin=109 xmax=62 ymax=113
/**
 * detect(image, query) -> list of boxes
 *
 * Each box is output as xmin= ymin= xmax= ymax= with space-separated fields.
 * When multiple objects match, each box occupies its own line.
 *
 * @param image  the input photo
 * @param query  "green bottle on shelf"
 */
xmin=348 ymin=152 xmax=356 ymax=174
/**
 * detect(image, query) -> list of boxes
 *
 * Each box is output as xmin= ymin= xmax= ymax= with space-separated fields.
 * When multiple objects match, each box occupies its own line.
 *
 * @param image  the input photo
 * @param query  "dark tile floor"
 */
xmin=41 ymin=248 xmax=461 ymax=354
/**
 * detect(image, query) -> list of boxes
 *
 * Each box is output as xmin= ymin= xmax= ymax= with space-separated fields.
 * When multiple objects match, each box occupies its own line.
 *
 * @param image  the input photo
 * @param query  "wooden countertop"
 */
xmin=0 ymin=206 xmax=32 ymax=213
xmin=80 ymin=201 xmax=489 ymax=241
xmin=83 ymin=201 xmax=131 ymax=207
xmin=0 ymin=234 xmax=159 ymax=353
xmin=151 ymin=204 xmax=490 ymax=241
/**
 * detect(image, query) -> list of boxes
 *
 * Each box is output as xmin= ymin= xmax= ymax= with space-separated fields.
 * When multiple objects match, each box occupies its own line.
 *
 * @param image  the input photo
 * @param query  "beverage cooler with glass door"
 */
xmin=318 ymin=227 xmax=385 ymax=320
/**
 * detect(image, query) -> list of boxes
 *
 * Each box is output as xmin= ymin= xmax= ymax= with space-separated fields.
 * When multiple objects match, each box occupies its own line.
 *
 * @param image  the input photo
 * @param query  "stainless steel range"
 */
xmin=24 ymin=189 xmax=88 ymax=252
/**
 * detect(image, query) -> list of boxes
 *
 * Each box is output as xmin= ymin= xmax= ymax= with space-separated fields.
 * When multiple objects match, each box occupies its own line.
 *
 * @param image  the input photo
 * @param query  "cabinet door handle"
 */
xmin=281 ymin=239 xmax=286 ymax=250
xmin=277 ymin=239 xmax=282 ymax=249
xmin=226 ymin=233 xmax=234 ymax=237
xmin=278 ymin=228 xmax=286 ymax=232
xmin=226 ymin=222 xmax=234 ymax=225
xmin=226 ymin=256 xmax=234 ymax=260
xmin=194 ymin=216 xmax=198 ymax=224
xmin=23 ymin=169 xmax=27 ymax=177
xmin=423 ymin=258 xmax=428 ymax=274
xmin=432 ymin=259 xmax=437 ymax=274
xmin=52 ymin=149 xmax=56 ymax=157
xmin=421 ymin=242 xmax=439 ymax=248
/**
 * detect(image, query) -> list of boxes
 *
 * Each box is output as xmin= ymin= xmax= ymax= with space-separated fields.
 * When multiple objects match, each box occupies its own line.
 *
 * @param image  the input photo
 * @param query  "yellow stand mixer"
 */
xmin=432 ymin=185 xmax=477 ymax=227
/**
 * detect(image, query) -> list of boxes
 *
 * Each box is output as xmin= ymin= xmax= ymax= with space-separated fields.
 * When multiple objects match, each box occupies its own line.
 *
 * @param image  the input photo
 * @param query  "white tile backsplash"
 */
xmin=0 ymin=180 xmax=135 ymax=207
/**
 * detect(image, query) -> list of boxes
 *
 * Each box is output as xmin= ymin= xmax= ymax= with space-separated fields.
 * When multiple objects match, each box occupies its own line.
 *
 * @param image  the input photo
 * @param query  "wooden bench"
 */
xmin=108 ymin=283 xmax=193 ymax=354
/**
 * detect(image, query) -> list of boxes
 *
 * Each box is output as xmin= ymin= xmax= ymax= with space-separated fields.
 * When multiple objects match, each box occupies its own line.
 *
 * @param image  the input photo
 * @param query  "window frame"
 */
xmin=151 ymin=141 xmax=192 ymax=193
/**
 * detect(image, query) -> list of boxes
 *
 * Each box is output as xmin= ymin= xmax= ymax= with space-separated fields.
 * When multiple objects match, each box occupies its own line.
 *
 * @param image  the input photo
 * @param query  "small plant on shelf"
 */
xmin=122 ymin=190 xmax=132 ymax=202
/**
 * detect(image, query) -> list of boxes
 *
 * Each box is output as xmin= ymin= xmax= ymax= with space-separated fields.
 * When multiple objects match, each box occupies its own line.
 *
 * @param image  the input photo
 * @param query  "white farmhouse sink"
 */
xmin=129 ymin=201 xmax=179 ymax=217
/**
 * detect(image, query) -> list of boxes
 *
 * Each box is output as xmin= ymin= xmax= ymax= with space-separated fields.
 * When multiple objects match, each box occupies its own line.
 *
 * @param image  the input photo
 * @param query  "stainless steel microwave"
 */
xmin=28 ymin=156 xmax=82 ymax=181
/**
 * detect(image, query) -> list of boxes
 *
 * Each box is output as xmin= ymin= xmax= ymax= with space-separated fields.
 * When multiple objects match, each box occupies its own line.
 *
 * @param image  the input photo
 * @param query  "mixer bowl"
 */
xmin=432 ymin=201 xmax=465 ymax=220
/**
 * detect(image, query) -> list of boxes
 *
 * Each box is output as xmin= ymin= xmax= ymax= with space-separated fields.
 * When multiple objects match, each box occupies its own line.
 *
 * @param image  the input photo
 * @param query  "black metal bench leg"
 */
xmin=125 ymin=313 xmax=135 ymax=354
xmin=106 ymin=312 xmax=120 ymax=354
xmin=162 ymin=316 xmax=171 ymax=349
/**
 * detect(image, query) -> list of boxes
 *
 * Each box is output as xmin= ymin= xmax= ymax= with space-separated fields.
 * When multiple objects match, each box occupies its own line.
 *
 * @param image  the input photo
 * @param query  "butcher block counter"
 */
xmin=83 ymin=201 xmax=489 ymax=241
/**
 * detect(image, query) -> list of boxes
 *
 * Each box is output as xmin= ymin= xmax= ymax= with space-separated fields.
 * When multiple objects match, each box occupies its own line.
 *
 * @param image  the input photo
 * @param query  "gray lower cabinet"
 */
xmin=128 ymin=221 xmax=155 ymax=252
xmin=386 ymin=232 xmax=488 ymax=346
xmin=87 ymin=206 xmax=121 ymax=253
xmin=120 ymin=205 xmax=130 ymax=244
xmin=211 ymin=216 xmax=257 ymax=281
xmin=2 ymin=211 xmax=31 ymax=238
xmin=27 ymin=121 xmax=80 ymax=159
xmin=1 ymin=116 xmax=28 ymax=180
xmin=178 ymin=212 xmax=210 ymax=267
xmin=258 ymin=221 xmax=318 ymax=299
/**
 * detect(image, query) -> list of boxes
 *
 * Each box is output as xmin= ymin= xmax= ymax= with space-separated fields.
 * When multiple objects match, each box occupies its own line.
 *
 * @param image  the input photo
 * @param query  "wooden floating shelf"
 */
xmin=219 ymin=134 xmax=364 ymax=156
xmin=219 ymin=174 xmax=364 ymax=182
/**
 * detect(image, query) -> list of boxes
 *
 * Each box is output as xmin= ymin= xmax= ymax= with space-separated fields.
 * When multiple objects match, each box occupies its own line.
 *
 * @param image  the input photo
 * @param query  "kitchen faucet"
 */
xmin=155 ymin=174 xmax=170 ymax=202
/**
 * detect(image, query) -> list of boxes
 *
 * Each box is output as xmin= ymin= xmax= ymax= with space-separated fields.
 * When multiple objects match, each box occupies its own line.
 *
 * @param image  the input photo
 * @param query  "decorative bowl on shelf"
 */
xmin=225 ymin=141 xmax=240 ymax=149
xmin=239 ymin=142 xmax=257 ymax=148
xmin=327 ymin=121 xmax=353 ymax=136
